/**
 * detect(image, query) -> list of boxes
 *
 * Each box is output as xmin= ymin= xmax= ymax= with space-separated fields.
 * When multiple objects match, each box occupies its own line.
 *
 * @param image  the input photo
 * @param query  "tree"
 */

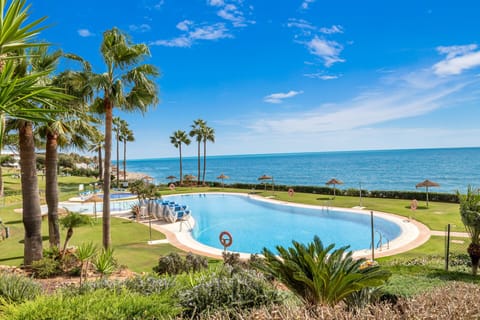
xmin=92 ymin=27 xmax=159 ymax=249
xmin=119 ymin=122 xmax=134 ymax=182
xmin=59 ymin=210 xmax=93 ymax=257
xmin=87 ymin=127 xmax=104 ymax=179
xmin=113 ymin=116 xmax=125 ymax=188
xmin=170 ymin=130 xmax=190 ymax=185
xmin=201 ymin=125 xmax=215 ymax=185
xmin=189 ymin=119 xmax=206 ymax=186
xmin=458 ymin=186 xmax=480 ymax=275
xmin=256 ymin=236 xmax=391 ymax=307
xmin=1 ymin=0 xmax=71 ymax=265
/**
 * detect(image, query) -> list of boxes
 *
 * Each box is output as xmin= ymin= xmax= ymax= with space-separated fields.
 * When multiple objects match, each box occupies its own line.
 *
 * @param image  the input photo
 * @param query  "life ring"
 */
xmin=410 ymin=199 xmax=418 ymax=211
xmin=219 ymin=231 xmax=233 ymax=248
xmin=169 ymin=183 xmax=175 ymax=190
xmin=288 ymin=188 xmax=294 ymax=197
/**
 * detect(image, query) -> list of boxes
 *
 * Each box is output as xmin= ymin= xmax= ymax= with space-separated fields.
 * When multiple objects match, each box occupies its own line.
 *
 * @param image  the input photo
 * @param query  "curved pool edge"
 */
xmin=153 ymin=192 xmax=431 ymax=260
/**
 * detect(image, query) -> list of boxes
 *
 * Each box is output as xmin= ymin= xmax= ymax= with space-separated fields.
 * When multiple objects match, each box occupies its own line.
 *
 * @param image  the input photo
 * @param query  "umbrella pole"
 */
xmin=426 ymin=186 xmax=429 ymax=207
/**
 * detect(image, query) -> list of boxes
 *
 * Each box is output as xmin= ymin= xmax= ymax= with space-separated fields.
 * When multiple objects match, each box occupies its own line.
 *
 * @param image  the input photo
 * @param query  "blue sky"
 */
xmin=30 ymin=0 xmax=480 ymax=159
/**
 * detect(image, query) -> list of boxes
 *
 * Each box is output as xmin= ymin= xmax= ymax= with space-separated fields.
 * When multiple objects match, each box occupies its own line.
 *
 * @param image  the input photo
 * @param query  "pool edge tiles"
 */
xmin=153 ymin=192 xmax=430 ymax=259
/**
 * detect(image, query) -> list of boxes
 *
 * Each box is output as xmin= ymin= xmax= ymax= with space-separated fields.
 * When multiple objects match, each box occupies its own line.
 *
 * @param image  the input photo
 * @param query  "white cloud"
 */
xmin=433 ymin=44 xmax=480 ymax=76
xmin=301 ymin=0 xmax=315 ymax=10
xmin=129 ymin=24 xmax=151 ymax=32
xmin=320 ymin=25 xmax=343 ymax=34
xmin=154 ymin=0 xmax=164 ymax=9
xmin=77 ymin=29 xmax=94 ymax=37
xmin=287 ymin=18 xmax=316 ymax=30
xmin=304 ymin=73 xmax=339 ymax=80
xmin=307 ymin=36 xmax=345 ymax=67
xmin=208 ymin=0 xmax=224 ymax=6
xmin=151 ymin=22 xmax=231 ymax=47
xmin=150 ymin=36 xmax=192 ymax=48
xmin=264 ymin=90 xmax=304 ymax=104
xmin=176 ymin=20 xmax=193 ymax=31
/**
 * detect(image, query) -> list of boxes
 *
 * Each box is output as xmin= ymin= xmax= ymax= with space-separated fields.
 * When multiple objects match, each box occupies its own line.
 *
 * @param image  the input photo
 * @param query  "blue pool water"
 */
xmin=166 ymin=194 xmax=402 ymax=254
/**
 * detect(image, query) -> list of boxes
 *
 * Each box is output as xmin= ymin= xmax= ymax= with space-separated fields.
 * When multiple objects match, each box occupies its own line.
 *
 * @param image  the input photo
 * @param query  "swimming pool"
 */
xmin=165 ymin=194 xmax=403 ymax=254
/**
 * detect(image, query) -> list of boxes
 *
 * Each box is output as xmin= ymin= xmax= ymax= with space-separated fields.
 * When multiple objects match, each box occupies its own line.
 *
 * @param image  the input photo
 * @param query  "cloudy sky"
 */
xmin=31 ymin=0 xmax=480 ymax=159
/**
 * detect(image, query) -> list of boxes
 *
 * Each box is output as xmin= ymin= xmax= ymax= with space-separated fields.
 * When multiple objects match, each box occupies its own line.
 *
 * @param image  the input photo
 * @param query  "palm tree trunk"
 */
xmin=202 ymin=140 xmax=207 ymax=185
xmin=102 ymin=98 xmax=113 ymax=249
xmin=123 ymin=139 xmax=126 ymax=182
xmin=179 ymin=144 xmax=183 ymax=185
xmin=98 ymin=146 xmax=103 ymax=180
xmin=19 ymin=121 xmax=43 ymax=265
xmin=45 ymin=132 xmax=61 ymax=249
xmin=0 ymin=115 xmax=5 ymax=197
xmin=197 ymin=141 xmax=201 ymax=186
xmin=116 ymin=127 xmax=119 ymax=189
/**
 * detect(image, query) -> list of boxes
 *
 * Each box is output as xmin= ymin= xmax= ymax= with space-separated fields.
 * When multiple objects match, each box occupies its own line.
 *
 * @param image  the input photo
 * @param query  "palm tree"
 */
xmin=189 ymin=119 xmax=206 ymax=186
xmin=87 ymin=127 xmax=104 ymax=179
xmin=458 ymin=186 xmax=480 ymax=275
xmin=92 ymin=28 xmax=159 ymax=249
xmin=170 ymin=130 xmax=190 ymax=185
xmin=113 ymin=116 xmax=125 ymax=188
xmin=60 ymin=210 xmax=93 ymax=257
xmin=201 ymin=125 xmax=215 ymax=185
xmin=1 ymin=0 xmax=71 ymax=265
xmin=120 ymin=123 xmax=134 ymax=182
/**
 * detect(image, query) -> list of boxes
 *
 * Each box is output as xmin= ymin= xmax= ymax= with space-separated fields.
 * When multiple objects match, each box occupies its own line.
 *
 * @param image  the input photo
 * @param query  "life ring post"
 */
xmin=288 ymin=188 xmax=294 ymax=198
xmin=219 ymin=231 xmax=233 ymax=252
xmin=169 ymin=183 xmax=176 ymax=191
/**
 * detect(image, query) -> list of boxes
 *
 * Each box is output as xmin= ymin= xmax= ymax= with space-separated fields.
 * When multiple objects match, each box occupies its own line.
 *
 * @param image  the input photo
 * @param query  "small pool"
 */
xmin=100 ymin=192 xmax=136 ymax=199
xmin=166 ymin=194 xmax=403 ymax=254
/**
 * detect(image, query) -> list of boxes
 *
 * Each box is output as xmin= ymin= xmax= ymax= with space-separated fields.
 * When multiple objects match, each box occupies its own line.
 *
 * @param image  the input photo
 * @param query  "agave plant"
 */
xmin=458 ymin=186 xmax=480 ymax=275
xmin=256 ymin=236 xmax=391 ymax=307
xmin=75 ymin=242 xmax=98 ymax=285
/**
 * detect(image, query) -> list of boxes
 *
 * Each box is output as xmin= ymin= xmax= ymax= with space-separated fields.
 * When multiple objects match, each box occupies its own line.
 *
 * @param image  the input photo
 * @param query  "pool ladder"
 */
xmin=374 ymin=231 xmax=390 ymax=251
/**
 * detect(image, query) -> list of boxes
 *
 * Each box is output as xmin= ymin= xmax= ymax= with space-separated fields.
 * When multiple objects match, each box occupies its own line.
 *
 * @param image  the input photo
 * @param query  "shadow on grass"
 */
xmin=5 ymin=220 xmax=22 ymax=225
xmin=317 ymin=197 xmax=331 ymax=201
xmin=404 ymin=206 xmax=429 ymax=210
xmin=428 ymin=269 xmax=480 ymax=283
xmin=0 ymin=256 xmax=23 ymax=262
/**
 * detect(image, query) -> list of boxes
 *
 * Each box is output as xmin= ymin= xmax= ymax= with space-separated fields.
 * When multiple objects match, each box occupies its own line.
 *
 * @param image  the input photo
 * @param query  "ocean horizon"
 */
xmin=125 ymin=147 xmax=480 ymax=194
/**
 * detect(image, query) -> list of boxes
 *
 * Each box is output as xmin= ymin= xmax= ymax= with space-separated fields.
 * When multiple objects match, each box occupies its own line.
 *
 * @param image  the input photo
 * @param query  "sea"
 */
xmin=125 ymin=147 xmax=480 ymax=194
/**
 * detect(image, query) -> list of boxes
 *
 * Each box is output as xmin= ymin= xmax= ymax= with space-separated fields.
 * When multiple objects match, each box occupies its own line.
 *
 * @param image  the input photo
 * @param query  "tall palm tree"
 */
xmin=92 ymin=28 xmax=159 ymax=249
xmin=120 ymin=124 xmax=134 ymax=182
xmin=1 ymin=0 xmax=71 ymax=265
xmin=38 ymin=59 xmax=95 ymax=249
xmin=113 ymin=116 xmax=124 ymax=188
xmin=201 ymin=125 xmax=215 ymax=185
xmin=170 ymin=130 xmax=190 ymax=185
xmin=189 ymin=119 xmax=206 ymax=186
xmin=87 ymin=127 xmax=104 ymax=179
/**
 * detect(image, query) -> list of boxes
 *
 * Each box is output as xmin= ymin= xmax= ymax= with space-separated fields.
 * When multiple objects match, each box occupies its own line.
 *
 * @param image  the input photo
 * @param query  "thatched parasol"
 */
xmin=326 ymin=178 xmax=343 ymax=197
xmin=166 ymin=175 xmax=177 ymax=183
xmin=217 ymin=173 xmax=229 ymax=188
xmin=84 ymin=194 xmax=103 ymax=219
xmin=258 ymin=174 xmax=274 ymax=192
xmin=416 ymin=179 xmax=440 ymax=207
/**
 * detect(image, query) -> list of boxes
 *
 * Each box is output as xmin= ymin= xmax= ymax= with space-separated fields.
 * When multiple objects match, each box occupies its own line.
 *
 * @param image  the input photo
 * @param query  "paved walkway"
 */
xmin=431 ymin=230 xmax=469 ymax=237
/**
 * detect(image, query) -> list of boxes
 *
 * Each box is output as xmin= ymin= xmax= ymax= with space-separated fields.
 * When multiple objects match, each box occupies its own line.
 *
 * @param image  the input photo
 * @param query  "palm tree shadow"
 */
xmin=18 ymin=235 xmax=49 ymax=244
xmin=317 ymin=197 xmax=331 ymax=200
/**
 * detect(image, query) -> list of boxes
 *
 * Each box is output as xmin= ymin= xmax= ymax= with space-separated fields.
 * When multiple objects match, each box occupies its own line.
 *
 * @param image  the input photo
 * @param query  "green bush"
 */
xmin=153 ymin=252 xmax=208 ymax=275
xmin=122 ymin=275 xmax=174 ymax=295
xmin=179 ymin=267 xmax=281 ymax=318
xmin=30 ymin=257 xmax=62 ymax=279
xmin=0 ymin=288 xmax=179 ymax=319
xmin=0 ymin=272 xmax=42 ymax=305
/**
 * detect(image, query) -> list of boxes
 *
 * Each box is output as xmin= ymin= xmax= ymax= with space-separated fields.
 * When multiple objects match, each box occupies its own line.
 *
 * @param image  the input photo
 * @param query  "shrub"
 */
xmin=179 ymin=267 xmax=281 ymax=318
xmin=30 ymin=257 xmax=62 ymax=279
xmin=93 ymin=248 xmax=117 ymax=278
xmin=256 ymin=236 xmax=391 ymax=307
xmin=0 ymin=288 xmax=179 ymax=319
xmin=0 ymin=272 xmax=42 ymax=305
xmin=153 ymin=252 xmax=208 ymax=275
xmin=122 ymin=275 xmax=174 ymax=295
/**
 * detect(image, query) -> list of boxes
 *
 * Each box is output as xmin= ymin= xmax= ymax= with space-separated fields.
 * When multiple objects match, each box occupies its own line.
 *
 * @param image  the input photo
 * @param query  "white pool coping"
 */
xmin=148 ymin=192 xmax=431 ymax=260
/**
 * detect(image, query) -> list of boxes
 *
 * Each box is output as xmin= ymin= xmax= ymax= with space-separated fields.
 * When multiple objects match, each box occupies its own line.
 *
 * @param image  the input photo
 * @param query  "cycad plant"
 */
xmin=256 ymin=236 xmax=391 ymax=307
xmin=75 ymin=242 xmax=98 ymax=285
xmin=458 ymin=186 xmax=480 ymax=275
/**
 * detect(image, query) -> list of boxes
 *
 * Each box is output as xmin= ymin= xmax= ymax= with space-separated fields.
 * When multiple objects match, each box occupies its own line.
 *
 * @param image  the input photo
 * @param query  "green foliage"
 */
xmin=153 ymin=252 xmax=208 ymax=275
xmin=0 ymin=288 xmax=179 ymax=320
xmin=0 ymin=272 xmax=41 ymax=305
xmin=59 ymin=211 xmax=93 ymax=230
xmin=30 ymin=257 xmax=62 ymax=279
xmin=93 ymin=247 xmax=117 ymax=278
xmin=458 ymin=186 xmax=480 ymax=245
xmin=179 ymin=267 xmax=281 ymax=318
xmin=74 ymin=242 xmax=97 ymax=284
xmin=256 ymin=236 xmax=391 ymax=307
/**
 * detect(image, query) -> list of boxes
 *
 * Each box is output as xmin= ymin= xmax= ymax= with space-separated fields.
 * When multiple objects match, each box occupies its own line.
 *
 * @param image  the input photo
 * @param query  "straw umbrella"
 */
xmin=166 ymin=175 xmax=177 ymax=184
xmin=416 ymin=179 xmax=440 ymax=207
xmin=84 ymin=194 xmax=103 ymax=220
xmin=326 ymin=178 xmax=343 ymax=198
xmin=258 ymin=174 xmax=274 ymax=192
xmin=217 ymin=173 xmax=229 ymax=188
